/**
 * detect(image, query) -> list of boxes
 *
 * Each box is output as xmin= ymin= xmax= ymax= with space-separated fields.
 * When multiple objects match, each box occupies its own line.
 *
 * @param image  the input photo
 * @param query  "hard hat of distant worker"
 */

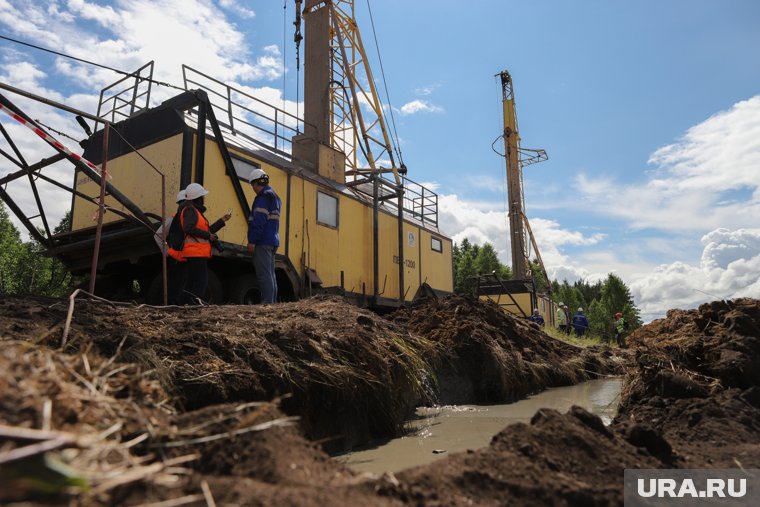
xmin=578 ymin=307 xmax=583 ymax=312
xmin=249 ymin=168 xmax=269 ymax=184
xmin=533 ymin=308 xmax=539 ymax=314
xmin=184 ymin=182 xmax=208 ymax=200
xmin=176 ymin=189 xmax=186 ymax=203
xmin=558 ymin=302 xmax=564 ymax=307
xmin=615 ymin=312 xmax=623 ymax=318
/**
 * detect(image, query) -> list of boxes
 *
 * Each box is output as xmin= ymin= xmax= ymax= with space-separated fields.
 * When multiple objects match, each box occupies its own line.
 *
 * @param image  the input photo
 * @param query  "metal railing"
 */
xmin=96 ymin=62 xmax=154 ymax=124
xmin=182 ymin=65 xmax=312 ymax=160
xmin=398 ymin=175 xmax=438 ymax=227
xmin=349 ymin=172 xmax=439 ymax=227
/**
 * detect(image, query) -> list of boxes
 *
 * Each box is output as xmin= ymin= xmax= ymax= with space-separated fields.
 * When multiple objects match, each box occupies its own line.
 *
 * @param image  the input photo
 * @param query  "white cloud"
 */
xmin=414 ymin=83 xmax=440 ymax=96
xmin=571 ymin=95 xmax=760 ymax=232
xmin=630 ymin=228 xmax=760 ymax=322
xmin=437 ymin=193 xmax=604 ymax=281
xmin=218 ymin=0 xmax=255 ymax=19
xmin=399 ymin=99 xmax=443 ymax=115
xmin=0 ymin=0 xmax=282 ymax=97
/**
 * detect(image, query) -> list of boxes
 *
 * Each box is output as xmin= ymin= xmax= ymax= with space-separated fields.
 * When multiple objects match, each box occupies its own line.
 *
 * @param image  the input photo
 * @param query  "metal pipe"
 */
xmin=0 ymin=81 xmax=112 ymax=125
xmin=160 ymin=174 xmax=167 ymax=305
xmin=88 ymin=124 xmax=109 ymax=295
xmin=397 ymin=186 xmax=404 ymax=303
xmin=195 ymin=99 xmax=207 ymax=184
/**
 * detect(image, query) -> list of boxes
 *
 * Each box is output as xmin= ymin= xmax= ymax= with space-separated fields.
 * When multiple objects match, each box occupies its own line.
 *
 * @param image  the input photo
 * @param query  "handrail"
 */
xmin=182 ymin=65 xmax=314 ymax=159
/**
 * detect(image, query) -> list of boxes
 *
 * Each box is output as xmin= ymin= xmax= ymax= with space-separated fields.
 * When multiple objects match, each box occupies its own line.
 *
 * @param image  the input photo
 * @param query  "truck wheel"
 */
xmin=225 ymin=273 xmax=261 ymax=305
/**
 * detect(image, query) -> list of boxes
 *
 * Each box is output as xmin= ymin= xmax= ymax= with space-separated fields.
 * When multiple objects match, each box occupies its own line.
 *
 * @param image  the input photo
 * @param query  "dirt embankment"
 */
xmin=2 ymin=295 xmax=758 ymax=506
xmin=392 ymin=296 xmax=620 ymax=404
xmin=0 ymin=294 xmax=619 ymax=454
xmin=617 ymin=298 xmax=760 ymax=467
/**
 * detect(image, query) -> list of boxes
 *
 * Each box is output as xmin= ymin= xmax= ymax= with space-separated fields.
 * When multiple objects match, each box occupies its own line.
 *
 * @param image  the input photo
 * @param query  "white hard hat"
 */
xmin=249 ymin=168 xmax=269 ymax=183
xmin=176 ymin=189 xmax=186 ymax=203
xmin=578 ymin=307 xmax=583 ymax=312
xmin=184 ymin=182 xmax=208 ymax=200
xmin=558 ymin=302 xmax=564 ymax=307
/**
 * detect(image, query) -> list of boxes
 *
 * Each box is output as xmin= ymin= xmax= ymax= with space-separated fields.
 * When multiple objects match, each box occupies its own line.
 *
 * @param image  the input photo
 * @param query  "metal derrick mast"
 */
xmin=498 ymin=70 xmax=551 ymax=293
xmin=296 ymin=0 xmax=406 ymax=304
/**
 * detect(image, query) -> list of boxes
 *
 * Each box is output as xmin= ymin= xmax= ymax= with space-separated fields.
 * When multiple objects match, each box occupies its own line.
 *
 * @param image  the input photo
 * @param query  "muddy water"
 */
xmin=336 ymin=377 xmax=622 ymax=474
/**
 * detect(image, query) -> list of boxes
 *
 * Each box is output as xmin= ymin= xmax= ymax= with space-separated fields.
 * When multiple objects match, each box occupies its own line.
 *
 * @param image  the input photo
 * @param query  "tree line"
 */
xmin=453 ymin=239 xmax=641 ymax=339
xmin=0 ymin=202 xmax=73 ymax=297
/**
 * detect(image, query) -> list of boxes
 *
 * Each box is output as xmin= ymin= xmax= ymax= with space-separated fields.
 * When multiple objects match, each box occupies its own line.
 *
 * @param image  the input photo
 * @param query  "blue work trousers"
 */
xmin=253 ymin=245 xmax=277 ymax=304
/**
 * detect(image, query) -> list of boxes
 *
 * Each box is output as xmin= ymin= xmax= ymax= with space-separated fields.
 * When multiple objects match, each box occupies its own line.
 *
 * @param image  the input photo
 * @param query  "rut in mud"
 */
xmin=1 ymin=295 xmax=758 ymax=506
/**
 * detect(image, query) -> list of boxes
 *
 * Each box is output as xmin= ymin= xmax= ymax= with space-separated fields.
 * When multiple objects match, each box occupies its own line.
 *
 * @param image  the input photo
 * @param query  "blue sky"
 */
xmin=0 ymin=0 xmax=759 ymax=320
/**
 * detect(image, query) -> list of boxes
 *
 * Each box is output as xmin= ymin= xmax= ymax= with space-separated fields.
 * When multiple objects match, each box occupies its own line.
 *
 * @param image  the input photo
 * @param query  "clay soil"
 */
xmin=0 ymin=294 xmax=758 ymax=506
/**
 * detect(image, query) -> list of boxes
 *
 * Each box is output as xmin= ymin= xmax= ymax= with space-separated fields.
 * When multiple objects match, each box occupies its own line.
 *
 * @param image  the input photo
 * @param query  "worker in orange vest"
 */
xmin=179 ymin=183 xmax=231 ymax=304
xmin=154 ymin=189 xmax=188 ymax=304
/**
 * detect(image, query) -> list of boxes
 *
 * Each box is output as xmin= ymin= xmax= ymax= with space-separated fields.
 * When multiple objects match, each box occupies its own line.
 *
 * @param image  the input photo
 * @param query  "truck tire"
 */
xmin=225 ymin=273 xmax=261 ymax=305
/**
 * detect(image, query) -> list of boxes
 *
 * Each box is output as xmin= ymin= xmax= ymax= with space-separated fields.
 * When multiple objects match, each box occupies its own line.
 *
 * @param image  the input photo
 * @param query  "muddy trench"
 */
xmin=1 ymin=295 xmax=759 ymax=506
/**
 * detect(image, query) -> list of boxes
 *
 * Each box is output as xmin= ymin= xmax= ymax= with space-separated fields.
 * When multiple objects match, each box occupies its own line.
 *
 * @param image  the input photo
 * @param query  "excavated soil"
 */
xmin=1 ymin=295 xmax=758 ymax=505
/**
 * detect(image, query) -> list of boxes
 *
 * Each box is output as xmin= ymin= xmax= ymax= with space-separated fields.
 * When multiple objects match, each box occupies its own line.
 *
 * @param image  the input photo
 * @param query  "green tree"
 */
xmin=0 ymin=202 xmax=23 ymax=293
xmin=453 ymin=240 xmax=512 ymax=294
xmin=529 ymin=259 xmax=549 ymax=294
xmin=0 ymin=203 xmax=72 ymax=297
xmin=474 ymin=243 xmax=501 ymax=275
xmin=455 ymin=250 xmax=477 ymax=294
xmin=587 ymin=299 xmax=611 ymax=338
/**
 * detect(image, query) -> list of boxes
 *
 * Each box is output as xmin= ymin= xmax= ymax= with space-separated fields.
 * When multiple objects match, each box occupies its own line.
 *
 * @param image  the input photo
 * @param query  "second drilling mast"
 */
xmin=498 ymin=70 xmax=551 ymax=292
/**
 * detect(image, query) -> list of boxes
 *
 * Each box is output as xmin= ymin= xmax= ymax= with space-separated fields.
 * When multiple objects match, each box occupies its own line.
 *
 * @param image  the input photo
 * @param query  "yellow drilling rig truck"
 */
xmin=0 ymin=0 xmax=453 ymax=307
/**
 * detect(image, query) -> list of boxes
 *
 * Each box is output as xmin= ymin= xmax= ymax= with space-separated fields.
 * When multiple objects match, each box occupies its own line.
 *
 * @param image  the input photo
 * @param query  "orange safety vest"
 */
xmin=179 ymin=206 xmax=211 ymax=258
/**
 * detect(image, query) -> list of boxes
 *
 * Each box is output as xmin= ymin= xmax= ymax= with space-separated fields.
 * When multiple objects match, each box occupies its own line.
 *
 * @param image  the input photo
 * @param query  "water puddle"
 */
xmin=335 ymin=377 xmax=622 ymax=474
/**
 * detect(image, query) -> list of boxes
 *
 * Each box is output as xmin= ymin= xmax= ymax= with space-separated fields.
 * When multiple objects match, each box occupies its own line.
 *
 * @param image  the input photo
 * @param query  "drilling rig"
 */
xmin=477 ymin=70 xmax=553 ymax=318
xmin=0 ymin=1 xmax=453 ymax=307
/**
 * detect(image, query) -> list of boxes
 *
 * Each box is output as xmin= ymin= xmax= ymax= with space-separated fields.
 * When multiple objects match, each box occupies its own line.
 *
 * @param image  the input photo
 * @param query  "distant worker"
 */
xmin=563 ymin=304 xmax=572 ymax=334
xmin=573 ymin=307 xmax=589 ymax=337
xmin=529 ymin=308 xmax=545 ymax=326
xmin=180 ymin=183 xmax=231 ymax=304
xmin=614 ymin=312 xmax=627 ymax=348
xmin=154 ymin=189 xmax=188 ymax=305
xmin=247 ymin=168 xmax=281 ymax=304
xmin=556 ymin=302 xmax=568 ymax=333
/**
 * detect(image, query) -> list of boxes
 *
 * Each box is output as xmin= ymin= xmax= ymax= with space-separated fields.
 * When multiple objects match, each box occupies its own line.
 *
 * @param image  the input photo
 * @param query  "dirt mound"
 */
xmin=379 ymin=407 xmax=665 ymax=507
xmin=392 ymin=295 xmax=622 ymax=404
xmin=0 ymin=295 xmax=438 ymax=453
xmin=618 ymin=298 xmax=760 ymax=467
xmin=0 ymin=293 xmax=634 ymax=505
xmin=0 ymin=294 xmax=619 ymax=453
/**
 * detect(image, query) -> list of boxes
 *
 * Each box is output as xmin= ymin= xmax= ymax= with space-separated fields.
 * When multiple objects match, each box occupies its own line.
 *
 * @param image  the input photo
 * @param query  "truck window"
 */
xmin=231 ymin=157 xmax=261 ymax=180
xmin=317 ymin=191 xmax=338 ymax=228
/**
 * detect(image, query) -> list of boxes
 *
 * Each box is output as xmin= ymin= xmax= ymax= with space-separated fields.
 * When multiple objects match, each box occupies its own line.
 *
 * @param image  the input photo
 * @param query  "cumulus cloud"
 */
xmin=631 ymin=228 xmax=760 ymax=322
xmin=399 ymin=99 xmax=443 ymax=115
xmin=572 ymin=95 xmax=760 ymax=232
xmin=0 ymin=0 xmax=285 ymax=237
xmin=0 ymin=0 xmax=282 ymax=97
xmin=437 ymin=193 xmax=604 ymax=280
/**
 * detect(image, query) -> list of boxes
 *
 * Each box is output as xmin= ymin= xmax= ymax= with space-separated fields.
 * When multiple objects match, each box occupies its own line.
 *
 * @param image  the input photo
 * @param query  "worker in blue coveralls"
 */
xmin=246 ymin=168 xmax=281 ymax=304
xmin=529 ymin=308 xmax=545 ymax=326
xmin=573 ymin=307 xmax=589 ymax=337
